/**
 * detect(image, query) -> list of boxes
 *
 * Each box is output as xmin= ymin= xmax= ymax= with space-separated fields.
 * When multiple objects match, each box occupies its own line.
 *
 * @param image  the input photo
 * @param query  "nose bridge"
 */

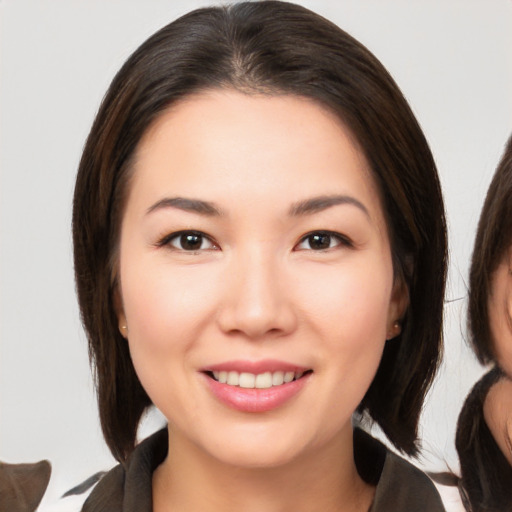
xmin=219 ymin=243 xmax=295 ymax=338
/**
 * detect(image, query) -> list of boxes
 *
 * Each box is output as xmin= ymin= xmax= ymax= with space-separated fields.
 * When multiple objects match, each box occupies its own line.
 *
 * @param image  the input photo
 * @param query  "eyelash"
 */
xmin=156 ymin=230 xmax=218 ymax=252
xmin=295 ymin=231 xmax=353 ymax=251
xmin=156 ymin=230 xmax=353 ymax=252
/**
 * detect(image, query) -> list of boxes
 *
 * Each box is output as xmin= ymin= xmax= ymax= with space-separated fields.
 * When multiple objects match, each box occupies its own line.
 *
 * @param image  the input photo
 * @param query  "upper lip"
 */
xmin=202 ymin=359 xmax=311 ymax=374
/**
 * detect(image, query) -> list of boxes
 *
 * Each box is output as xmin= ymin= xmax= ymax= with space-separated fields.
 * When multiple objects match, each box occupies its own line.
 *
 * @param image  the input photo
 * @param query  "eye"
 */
xmin=158 ymin=230 xmax=218 ymax=251
xmin=295 ymin=231 xmax=351 ymax=251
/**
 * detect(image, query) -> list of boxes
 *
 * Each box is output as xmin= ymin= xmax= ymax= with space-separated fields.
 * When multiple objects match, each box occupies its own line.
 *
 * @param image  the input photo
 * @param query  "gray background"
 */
xmin=1 ymin=0 xmax=511 ymax=505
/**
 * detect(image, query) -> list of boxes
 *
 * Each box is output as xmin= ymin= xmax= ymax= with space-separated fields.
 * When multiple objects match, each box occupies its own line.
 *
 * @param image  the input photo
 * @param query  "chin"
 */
xmin=198 ymin=427 xmax=312 ymax=470
xmin=212 ymin=443 xmax=303 ymax=470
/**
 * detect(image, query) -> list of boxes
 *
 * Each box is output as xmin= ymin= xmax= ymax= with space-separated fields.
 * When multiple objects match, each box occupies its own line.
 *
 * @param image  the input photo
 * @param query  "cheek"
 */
xmin=296 ymin=258 xmax=393 ymax=340
xmin=489 ymin=297 xmax=512 ymax=374
xmin=120 ymin=257 xmax=220 ymax=353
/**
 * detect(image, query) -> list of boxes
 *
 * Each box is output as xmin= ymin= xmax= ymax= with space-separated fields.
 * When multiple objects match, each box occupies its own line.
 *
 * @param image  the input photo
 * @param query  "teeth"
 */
xmin=210 ymin=370 xmax=307 ymax=389
xmin=284 ymin=371 xmax=294 ymax=383
xmin=272 ymin=371 xmax=284 ymax=386
xmin=227 ymin=371 xmax=239 ymax=386
xmin=239 ymin=372 xmax=255 ymax=388
xmin=255 ymin=372 xmax=272 ymax=389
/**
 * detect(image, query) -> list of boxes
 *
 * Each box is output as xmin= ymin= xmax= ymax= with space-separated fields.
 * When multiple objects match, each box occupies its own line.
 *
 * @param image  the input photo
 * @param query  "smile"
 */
xmin=202 ymin=363 xmax=313 ymax=413
xmin=209 ymin=370 xmax=308 ymax=389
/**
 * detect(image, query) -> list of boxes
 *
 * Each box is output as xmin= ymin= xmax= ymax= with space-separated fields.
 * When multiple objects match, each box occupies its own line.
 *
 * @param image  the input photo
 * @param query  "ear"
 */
xmin=113 ymin=286 xmax=128 ymax=338
xmin=507 ymin=245 xmax=512 ymax=271
xmin=386 ymin=277 xmax=409 ymax=340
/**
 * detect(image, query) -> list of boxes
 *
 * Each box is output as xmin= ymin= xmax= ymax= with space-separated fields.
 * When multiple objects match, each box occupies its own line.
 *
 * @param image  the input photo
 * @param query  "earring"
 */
xmin=386 ymin=321 xmax=401 ymax=340
xmin=120 ymin=325 xmax=128 ymax=337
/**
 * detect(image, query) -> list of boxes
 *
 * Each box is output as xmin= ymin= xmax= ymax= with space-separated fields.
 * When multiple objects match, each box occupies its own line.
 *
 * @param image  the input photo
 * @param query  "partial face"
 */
xmin=484 ymin=376 xmax=512 ymax=465
xmin=488 ymin=249 xmax=512 ymax=377
xmin=117 ymin=90 xmax=406 ymax=468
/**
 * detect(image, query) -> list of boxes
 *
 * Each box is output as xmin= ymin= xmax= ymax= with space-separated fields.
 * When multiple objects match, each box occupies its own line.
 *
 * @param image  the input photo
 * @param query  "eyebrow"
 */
xmin=146 ymin=197 xmax=223 ymax=216
xmin=289 ymin=195 xmax=369 ymax=217
xmin=146 ymin=194 xmax=369 ymax=218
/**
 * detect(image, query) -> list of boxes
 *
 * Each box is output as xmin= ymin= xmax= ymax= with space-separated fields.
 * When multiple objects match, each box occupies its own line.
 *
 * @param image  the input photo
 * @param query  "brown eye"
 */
xmin=295 ymin=231 xmax=351 ymax=251
xmin=160 ymin=230 xmax=217 ymax=251
xmin=179 ymin=233 xmax=203 ymax=250
xmin=307 ymin=233 xmax=332 ymax=250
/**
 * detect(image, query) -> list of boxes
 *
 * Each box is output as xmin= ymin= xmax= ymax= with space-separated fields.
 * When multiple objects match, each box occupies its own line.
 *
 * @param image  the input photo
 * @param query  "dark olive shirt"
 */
xmin=82 ymin=428 xmax=445 ymax=512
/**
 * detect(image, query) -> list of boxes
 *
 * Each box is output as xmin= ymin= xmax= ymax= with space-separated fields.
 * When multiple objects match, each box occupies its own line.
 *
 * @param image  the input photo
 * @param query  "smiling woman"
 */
xmin=72 ymin=2 xmax=447 ymax=511
xmin=118 ymin=91 xmax=401 ymax=473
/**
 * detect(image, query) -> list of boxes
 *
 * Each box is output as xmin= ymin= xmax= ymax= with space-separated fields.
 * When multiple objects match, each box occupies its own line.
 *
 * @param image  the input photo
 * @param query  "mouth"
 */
xmin=201 ymin=360 xmax=313 ymax=412
xmin=204 ymin=369 xmax=313 ymax=389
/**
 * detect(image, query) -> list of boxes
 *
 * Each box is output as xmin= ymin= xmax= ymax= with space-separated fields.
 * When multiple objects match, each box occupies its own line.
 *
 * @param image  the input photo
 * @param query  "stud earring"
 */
xmin=120 ymin=325 xmax=128 ymax=337
xmin=386 ymin=321 xmax=401 ymax=340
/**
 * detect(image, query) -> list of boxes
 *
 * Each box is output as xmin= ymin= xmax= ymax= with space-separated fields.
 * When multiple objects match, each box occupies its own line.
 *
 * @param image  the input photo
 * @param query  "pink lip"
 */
xmin=203 ymin=359 xmax=308 ymax=374
xmin=201 ymin=360 xmax=312 ymax=413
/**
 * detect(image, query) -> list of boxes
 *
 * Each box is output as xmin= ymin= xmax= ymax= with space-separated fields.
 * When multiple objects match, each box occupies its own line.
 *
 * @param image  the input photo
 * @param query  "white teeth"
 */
xmin=227 ymin=371 xmax=239 ymax=386
xmin=272 ymin=371 xmax=284 ymax=386
xmin=239 ymin=372 xmax=255 ymax=388
xmin=255 ymin=372 xmax=272 ymax=389
xmin=211 ymin=370 xmax=308 ymax=388
xmin=284 ymin=371 xmax=295 ymax=383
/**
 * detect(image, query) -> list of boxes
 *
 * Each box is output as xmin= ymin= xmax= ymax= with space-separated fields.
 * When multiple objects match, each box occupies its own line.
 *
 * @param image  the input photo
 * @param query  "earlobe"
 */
xmin=507 ymin=246 xmax=512 ymax=272
xmin=386 ymin=278 xmax=409 ymax=340
xmin=386 ymin=321 xmax=402 ymax=340
xmin=113 ymin=286 xmax=128 ymax=338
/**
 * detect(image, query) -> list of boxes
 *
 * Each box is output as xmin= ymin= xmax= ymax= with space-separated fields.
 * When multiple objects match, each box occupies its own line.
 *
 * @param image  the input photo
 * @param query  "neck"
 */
xmin=152 ymin=425 xmax=374 ymax=512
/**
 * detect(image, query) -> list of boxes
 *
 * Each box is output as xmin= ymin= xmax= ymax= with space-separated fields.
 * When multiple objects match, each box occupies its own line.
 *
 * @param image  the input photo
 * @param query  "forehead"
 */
xmin=129 ymin=90 xmax=385 ymax=223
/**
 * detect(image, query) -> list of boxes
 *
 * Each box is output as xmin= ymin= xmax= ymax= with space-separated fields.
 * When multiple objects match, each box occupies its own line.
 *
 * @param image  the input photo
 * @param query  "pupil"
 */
xmin=181 ymin=233 xmax=202 ymax=250
xmin=310 ymin=233 xmax=330 ymax=249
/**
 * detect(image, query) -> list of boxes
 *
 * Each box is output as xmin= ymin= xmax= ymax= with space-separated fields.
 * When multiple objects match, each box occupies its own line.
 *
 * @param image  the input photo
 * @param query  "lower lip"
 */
xmin=203 ymin=373 xmax=311 ymax=413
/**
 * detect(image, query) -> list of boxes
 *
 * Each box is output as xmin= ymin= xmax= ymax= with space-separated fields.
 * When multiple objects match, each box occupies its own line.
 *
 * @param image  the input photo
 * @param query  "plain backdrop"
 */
xmin=1 ymin=0 xmax=511 ymax=506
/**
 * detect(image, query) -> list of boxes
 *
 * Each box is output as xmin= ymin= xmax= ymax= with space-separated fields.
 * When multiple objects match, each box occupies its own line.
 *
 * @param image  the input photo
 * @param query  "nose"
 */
xmin=217 ymin=249 xmax=298 ymax=340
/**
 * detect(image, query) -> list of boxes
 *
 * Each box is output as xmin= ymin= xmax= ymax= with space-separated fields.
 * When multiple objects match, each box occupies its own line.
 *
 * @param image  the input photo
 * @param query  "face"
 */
xmin=483 ymin=376 xmax=512 ymax=465
xmin=488 ymin=249 xmax=512 ymax=377
xmin=116 ymin=90 xmax=406 ymax=468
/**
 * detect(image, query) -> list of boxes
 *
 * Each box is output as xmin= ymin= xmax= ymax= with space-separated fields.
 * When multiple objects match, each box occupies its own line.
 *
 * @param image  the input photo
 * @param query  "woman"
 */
xmin=468 ymin=135 xmax=512 ymax=377
xmin=72 ymin=2 xmax=447 ymax=510
xmin=456 ymin=135 xmax=512 ymax=512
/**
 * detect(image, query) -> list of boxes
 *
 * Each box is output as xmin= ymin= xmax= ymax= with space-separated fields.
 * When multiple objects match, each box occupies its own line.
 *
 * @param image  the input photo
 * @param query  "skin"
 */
xmin=485 ymin=249 xmax=512 ymax=466
xmin=116 ymin=90 xmax=407 ymax=512
xmin=488 ymin=249 xmax=512 ymax=378
xmin=483 ymin=376 xmax=512 ymax=466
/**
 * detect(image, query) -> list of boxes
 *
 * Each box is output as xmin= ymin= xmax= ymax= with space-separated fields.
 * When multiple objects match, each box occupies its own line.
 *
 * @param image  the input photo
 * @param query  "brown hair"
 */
xmin=468 ymin=135 xmax=512 ymax=364
xmin=73 ymin=1 xmax=447 ymax=462
xmin=455 ymin=367 xmax=512 ymax=512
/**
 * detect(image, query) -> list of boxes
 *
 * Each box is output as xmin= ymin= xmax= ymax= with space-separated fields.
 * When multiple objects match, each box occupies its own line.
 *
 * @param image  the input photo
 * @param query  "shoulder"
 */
xmin=81 ymin=428 xmax=168 ymax=512
xmin=354 ymin=429 xmax=446 ymax=512
xmin=374 ymin=449 xmax=446 ymax=511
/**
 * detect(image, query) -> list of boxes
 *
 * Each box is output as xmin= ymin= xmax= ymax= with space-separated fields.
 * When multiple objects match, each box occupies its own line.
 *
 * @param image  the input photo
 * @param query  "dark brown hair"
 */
xmin=72 ymin=1 xmax=447 ymax=462
xmin=468 ymin=135 xmax=512 ymax=364
xmin=455 ymin=367 xmax=512 ymax=512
